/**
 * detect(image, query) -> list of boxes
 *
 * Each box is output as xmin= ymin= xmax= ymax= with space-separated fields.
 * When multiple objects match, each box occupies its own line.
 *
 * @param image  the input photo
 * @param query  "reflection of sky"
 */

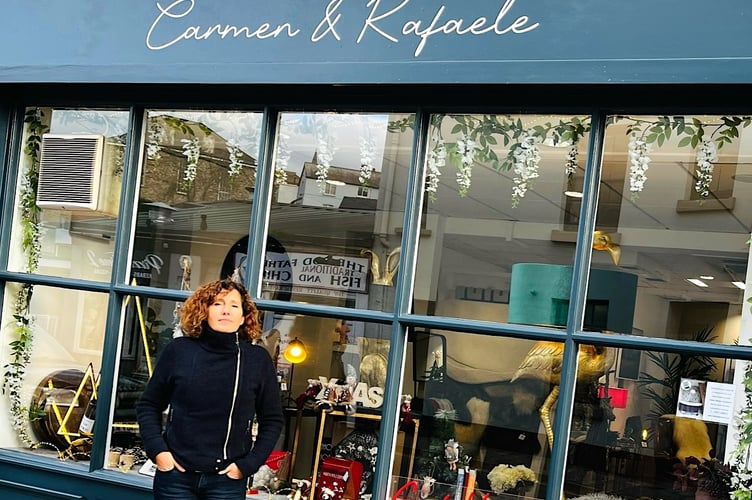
xmin=51 ymin=110 xmax=130 ymax=137
xmin=280 ymin=113 xmax=389 ymax=175
xmin=50 ymin=109 xmax=394 ymax=176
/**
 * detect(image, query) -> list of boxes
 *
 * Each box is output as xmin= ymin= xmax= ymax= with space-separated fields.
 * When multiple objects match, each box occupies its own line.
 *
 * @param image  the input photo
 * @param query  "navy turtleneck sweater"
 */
xmin=136 ymin=327 xmax=283 ymax=478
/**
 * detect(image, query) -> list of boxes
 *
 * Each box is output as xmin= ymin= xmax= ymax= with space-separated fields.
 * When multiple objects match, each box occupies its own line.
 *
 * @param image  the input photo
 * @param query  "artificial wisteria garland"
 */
xmin=628 ymin=135 xmax=651 ymax=200
xmin=455 ymin=134 xmax=476 ymax=197
xmin=146 ymin=121 xmax=164 ymax=161
xmin=511 ymin=131 xmax=542 ymax=207
xmin=565 ymin=144 xmax=579 ymax=178
xmin=695 ymin=139 xmax=718 ymax=199
xmin=425 ymin=133 xmax=446 ymax=202
xmin=358 ymin=135 xmax=377 ymax=186
xmin=226 ymin=140 xmax=244 ymax=179
xmin=274 ymin=131 xmax=291 ymax=186
xmin=314 ymin=120 xmax=335 ymax=191
xmin=180 ymin=137 xmax=200 ymax=188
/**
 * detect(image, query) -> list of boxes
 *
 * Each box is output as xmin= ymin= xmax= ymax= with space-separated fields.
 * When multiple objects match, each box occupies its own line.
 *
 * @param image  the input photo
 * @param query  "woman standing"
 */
xmin=137 ymin=278 xmax=284 ymax=499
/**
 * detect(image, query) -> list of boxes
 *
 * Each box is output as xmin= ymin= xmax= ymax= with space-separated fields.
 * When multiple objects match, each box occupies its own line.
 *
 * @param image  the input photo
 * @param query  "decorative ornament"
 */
xmin=592 ymin=230 xmax=621 ymax=266
xmin=628 ymin=135 xmax=651 ymax=200
xmin=695 ymin=139 xmax=718 ymax=199
xmin=444 ymin=438 xmax=460 ymax=470
xmin=360 ymin=247 xmax=401 ymax=286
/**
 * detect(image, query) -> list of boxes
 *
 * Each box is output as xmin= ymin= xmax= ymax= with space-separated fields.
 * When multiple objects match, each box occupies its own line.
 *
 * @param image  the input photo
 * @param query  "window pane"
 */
xmin=392 ymin=330 xmax=550 ymax=498
xmin=413 ymin=114 xmax=591 ymax=324
xmin=565 ymin=345 xmax=743 ymax=500
xmin=130 ymin=110 xmax=263 ymax=289
xmin=264 ymin=112 xmax=415 ymax=312
xmin=1 ymin=283 xmax=106 ymax=460
xmin=8 ymin=107 xmax=128 ymax=281
xmin=590 ymin=115 xmax=752 ymax=344
xmin=109 ymin=295 xmax=180 ymax=470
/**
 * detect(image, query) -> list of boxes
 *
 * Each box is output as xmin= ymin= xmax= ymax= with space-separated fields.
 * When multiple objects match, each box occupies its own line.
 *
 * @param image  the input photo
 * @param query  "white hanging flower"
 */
xmin=181 ymin=137 xmax=200 ymax=186
xmin=227 ymin=140 xmax=244 ymax=178
xmin=565 ymin=144 xmax=578 ymax=177
xmin=358 ymin=135 xmax=377 ymax=185
xmin=275 ymin=132 xmax=290 ymax=186
xmin=315 ymin=120 xmax=336 ymax=191
xmin=455 ymin=134 xmax=476 ymax=196
xmin=147 ymin=121 xmax=164 ymax=160
xmin=628 ymin=135 xmax=651 ymax=199
xmin=511 ymin=131 xmax=542 ymax=207
xmin=425 ymin=133 xmax=446 ymax=202
xmin=695 ymin=139 xmax=717 ymax=199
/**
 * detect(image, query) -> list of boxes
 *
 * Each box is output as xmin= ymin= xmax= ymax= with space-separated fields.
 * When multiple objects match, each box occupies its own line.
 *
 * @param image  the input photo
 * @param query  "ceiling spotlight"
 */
xmin=564 ymin=191 xmax=584 ymax=198
xmin=732 ymin=281 xmax=746 ymax=290
xmin=686 ymin=278 xmax=708 ymax=288
xmin=699 ymin=275 xmax=714 ymax=280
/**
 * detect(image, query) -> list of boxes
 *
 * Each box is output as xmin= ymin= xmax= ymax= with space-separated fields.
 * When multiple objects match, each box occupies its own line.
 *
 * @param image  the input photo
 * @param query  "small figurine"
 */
xmin=419 ymin=476 xmax=436 ymax=499
xmin=399 ymin=394 xmax=414 ymax=430
xmin=444 ymin=439 xmax=460 ymax=470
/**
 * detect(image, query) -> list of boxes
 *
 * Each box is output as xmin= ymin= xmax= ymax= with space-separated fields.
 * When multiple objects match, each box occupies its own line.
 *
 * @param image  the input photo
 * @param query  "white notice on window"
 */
xmin=702 ymin=381 xmax=736 ymax=424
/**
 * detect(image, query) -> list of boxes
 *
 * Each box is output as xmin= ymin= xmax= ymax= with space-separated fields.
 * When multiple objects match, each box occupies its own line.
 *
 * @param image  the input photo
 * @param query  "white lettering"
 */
xmin=146 ymin=0 xmax=301 ymax=51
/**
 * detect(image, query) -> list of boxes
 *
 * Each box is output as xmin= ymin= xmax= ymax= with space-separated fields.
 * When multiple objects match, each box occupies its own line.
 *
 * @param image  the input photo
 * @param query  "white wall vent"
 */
xmin=37 ymin=134 xmax=105 ymax=211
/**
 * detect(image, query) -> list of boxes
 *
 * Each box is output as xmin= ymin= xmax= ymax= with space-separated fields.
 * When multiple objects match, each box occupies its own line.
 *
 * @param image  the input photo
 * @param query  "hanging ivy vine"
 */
xmin=390 ymin=114 xmax=752 ymax=205
xmin=731 ymin=287 xmax=752 ymax=499
xmin=1 ymin=108 xmax=48 ymax=446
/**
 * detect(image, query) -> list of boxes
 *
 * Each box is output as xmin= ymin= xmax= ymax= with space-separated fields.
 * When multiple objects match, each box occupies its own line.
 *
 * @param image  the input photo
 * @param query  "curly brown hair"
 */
xmin=180 ymin=279 xmax=260 ymax=341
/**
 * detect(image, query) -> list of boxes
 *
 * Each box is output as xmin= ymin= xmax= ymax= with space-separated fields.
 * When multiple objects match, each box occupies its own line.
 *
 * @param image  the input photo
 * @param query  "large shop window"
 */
xmin=588 ymin=115 xmax=751 ymax=345
xmin=564 ymin=346 xmax=742 ymax=500
xmin=130 ymin=110 xmax=263 ymax=290
xmin=412 ymin=113 xmax=590 ymax=321
xmin=264 ymin=111 xmax=415 ymax=312
xmin=7 ymin=107 xmax=129 ymax=279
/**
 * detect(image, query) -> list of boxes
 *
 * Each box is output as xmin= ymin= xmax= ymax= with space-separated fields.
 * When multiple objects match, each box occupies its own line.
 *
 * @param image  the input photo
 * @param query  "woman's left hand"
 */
xmin=218 ymin=462 xmax=243 ymax=479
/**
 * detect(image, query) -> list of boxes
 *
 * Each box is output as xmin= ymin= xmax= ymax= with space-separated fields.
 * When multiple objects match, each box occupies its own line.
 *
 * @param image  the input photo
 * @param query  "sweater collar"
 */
xmin=200 ymin=325 xmax=239 ymax=352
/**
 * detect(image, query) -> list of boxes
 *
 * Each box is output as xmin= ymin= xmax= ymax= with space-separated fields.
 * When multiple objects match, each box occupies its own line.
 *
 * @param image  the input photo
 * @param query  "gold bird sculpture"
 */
xmin=592 ymin=230 xmax=620 ymax=266
xmin=512 ymin=341 xmax=616 ymax=450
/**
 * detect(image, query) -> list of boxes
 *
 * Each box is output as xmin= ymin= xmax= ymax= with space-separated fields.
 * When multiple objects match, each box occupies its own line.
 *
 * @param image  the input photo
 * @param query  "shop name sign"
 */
xmin=263 ymin=252 xmax=369 ymax=294
xmin=146 ymin=0 xmax=539 ymax=57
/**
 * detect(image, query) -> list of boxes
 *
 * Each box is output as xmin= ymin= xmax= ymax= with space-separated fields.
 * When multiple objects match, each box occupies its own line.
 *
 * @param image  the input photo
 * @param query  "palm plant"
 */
xmin=638 ymin=326 xmax=718 ymax=425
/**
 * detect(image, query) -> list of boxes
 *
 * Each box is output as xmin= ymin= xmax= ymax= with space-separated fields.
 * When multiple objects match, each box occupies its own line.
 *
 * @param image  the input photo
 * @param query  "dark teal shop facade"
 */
xmin=1 ymin=1 xmax=752 ymax=500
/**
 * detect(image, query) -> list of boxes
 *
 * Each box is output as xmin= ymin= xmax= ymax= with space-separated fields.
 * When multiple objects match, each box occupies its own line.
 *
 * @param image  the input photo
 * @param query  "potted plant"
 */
xmin=487 ymin=464 xmax=537 ymax=497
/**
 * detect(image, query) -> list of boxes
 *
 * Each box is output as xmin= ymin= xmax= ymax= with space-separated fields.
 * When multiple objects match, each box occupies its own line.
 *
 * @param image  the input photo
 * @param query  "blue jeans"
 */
xmin=153 ymin=468 xmax=247 ymax=500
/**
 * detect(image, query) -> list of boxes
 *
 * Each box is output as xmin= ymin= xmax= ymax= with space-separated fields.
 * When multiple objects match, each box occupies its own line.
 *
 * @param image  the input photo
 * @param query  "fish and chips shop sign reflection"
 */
xmin=263 ymin=252 xmax=369 ymax=297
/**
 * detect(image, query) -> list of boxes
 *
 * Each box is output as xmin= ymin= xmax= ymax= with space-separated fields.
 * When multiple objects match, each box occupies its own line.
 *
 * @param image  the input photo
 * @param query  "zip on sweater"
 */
xmin=223 ymin=331 xmax=242 ymax=460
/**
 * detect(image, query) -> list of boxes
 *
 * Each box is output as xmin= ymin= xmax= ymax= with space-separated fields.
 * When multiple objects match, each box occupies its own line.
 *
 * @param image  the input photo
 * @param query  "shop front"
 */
xmin=1 ymin=2 xmax=752 ymax=500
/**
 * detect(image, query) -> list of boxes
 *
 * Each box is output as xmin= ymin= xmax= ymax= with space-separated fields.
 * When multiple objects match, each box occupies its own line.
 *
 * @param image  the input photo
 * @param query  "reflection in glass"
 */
xmin=265 ymin=112 xmax=415 ymax=312
xmin=9 ymin=107 xmax=128 ymax=281
xmin=592 ymin=115 xmax=751 ymax=343
xmin=413 ymin=114 xmax=591 ymax=323
xmin=565 ymin=346 xmax=740 ymax=500
xmin=110 ymin=295 xmax=179 ymax=467
xmin=393 ymin=330 xmax=552 ymax=498
xmin=0 ymin=284 xmax=107 ymax=455
xmin=131 ymin=110 xmax=263 ymax=289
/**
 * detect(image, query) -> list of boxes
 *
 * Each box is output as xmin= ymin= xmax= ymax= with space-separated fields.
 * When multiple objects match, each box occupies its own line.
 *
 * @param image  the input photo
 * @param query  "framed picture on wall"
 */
xmin=616 ymin=348 xmax=642 ymax=380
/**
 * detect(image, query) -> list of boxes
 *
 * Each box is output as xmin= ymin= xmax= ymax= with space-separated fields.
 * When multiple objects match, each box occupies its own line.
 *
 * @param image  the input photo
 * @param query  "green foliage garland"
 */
xmin=731 ymin=294 xmax=752 ymax=499
xmin=390 ymin=114 xmax=752 ymax=203
xmin=1 ymin=108 xmax=47 ymax=446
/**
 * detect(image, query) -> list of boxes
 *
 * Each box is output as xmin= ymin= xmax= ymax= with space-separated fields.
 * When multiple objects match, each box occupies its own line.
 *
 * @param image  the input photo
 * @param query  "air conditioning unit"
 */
xmin=36 ymin=134 xmax=106 ymax=211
